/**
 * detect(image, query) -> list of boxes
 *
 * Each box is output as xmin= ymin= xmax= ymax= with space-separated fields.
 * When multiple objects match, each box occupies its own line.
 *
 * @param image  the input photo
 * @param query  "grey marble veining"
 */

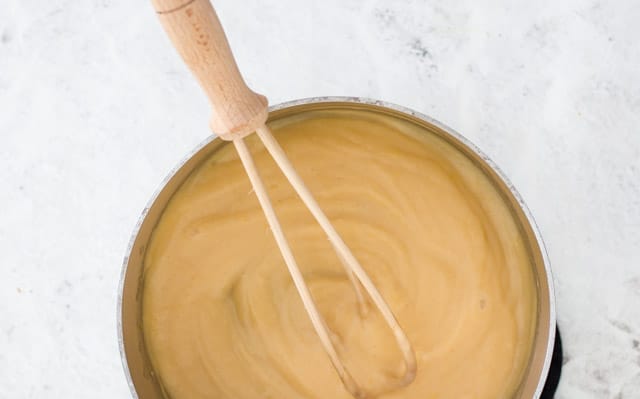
xmin=1 ymin=0 xmax=639 ymax=398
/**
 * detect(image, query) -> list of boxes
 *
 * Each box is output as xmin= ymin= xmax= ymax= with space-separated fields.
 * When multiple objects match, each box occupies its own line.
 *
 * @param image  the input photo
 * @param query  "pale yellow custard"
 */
xmin=142 ymin=108 xmax=537 ymax=399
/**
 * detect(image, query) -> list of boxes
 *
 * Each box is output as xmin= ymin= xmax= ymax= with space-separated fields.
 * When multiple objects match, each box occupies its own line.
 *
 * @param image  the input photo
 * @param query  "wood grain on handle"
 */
xmin=152 ymin=0 xmax=268 ymax=140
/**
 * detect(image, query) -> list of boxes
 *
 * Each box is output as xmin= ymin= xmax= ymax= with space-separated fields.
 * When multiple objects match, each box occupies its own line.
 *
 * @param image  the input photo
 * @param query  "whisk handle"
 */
xmin=151 ymin=0 xmax=268 ymax=140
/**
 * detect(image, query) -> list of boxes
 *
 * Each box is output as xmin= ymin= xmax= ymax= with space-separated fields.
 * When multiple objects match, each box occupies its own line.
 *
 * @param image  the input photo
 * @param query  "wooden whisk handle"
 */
xmin=151 ymin=0 xmax=268 ymax=140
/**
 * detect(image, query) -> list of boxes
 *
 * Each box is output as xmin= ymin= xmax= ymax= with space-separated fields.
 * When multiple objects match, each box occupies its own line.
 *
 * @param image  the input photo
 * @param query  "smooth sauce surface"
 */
xmin=142 ymin=109 xmax=537 ymax=399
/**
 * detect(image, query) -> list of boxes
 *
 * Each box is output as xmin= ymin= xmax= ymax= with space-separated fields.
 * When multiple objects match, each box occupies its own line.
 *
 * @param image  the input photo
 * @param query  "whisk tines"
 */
xmin=233 ymin=124 xmax=417 ymax=398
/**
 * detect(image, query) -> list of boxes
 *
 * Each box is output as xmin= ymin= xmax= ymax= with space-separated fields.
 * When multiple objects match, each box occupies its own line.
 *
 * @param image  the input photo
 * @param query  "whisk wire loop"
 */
xmin=232 ymin=126 xmax=417 ymax=398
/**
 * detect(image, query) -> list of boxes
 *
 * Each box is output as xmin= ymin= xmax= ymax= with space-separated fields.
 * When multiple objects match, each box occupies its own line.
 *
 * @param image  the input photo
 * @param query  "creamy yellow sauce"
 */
xmin=142 ymin=109 xmax=537 ymax=399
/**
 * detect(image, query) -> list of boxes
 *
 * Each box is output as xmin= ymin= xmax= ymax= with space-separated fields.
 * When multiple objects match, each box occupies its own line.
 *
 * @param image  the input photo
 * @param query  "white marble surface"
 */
xmin=1 ymin=0 xmax=639 ymax=397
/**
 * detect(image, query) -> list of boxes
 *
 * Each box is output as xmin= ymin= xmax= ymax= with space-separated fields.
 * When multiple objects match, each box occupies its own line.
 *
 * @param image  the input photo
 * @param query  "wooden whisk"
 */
xmin=151 ymin=0 xmax=417 ymax=396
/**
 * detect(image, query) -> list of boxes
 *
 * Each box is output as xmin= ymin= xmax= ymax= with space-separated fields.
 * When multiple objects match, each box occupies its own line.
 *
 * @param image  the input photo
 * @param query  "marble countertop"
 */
xmin=1 ymin=0 xmax=639 ymax=397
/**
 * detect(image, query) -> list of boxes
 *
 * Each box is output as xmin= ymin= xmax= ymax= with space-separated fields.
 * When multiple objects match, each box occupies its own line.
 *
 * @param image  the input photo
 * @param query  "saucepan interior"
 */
xmin=117 ymin=97 xmax=555 ymax=399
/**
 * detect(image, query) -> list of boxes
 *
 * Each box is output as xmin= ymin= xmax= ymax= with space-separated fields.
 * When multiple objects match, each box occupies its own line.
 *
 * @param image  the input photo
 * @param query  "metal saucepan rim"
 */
xmin=117 ymin=96 xmax=556 ymax=398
